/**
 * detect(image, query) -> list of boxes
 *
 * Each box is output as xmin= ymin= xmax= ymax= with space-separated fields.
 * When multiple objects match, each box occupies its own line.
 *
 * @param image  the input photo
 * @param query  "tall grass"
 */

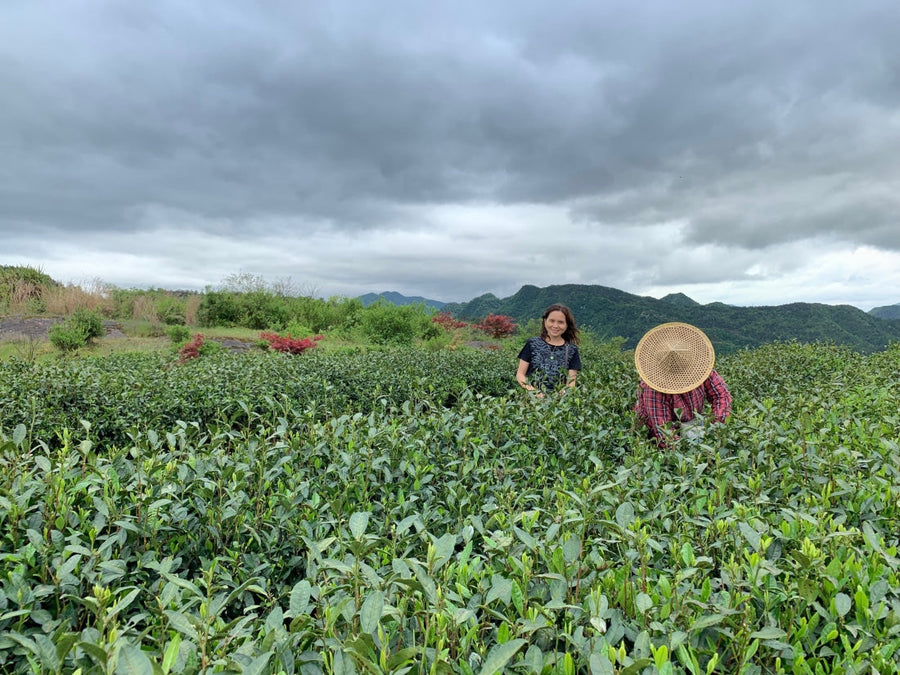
xmin=2 ymin=280 xmax=46 ymax=314
xmin=42 ymin=279 xmax=113 ymax=315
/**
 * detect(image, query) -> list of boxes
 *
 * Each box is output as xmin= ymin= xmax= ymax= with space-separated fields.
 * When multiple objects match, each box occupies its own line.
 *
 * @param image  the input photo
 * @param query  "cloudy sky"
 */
xmin=3 ymin=1 xmax=900 ymax=310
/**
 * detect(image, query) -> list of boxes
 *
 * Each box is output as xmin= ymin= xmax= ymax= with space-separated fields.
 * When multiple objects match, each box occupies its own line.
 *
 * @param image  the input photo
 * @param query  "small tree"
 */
xmin=475 ymin=313 xmax=517 ymax=338
xmin=432 ymin=312 xmax=468 ymax=330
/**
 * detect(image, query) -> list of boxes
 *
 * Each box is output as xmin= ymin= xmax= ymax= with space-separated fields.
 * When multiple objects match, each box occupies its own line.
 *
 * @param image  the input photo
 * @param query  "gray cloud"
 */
xmin=2 ymin=0 xmax=900 ymax=309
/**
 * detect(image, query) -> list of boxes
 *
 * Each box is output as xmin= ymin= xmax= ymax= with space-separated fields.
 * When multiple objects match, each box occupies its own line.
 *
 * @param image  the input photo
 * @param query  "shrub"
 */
xmin=294 ymin=295 xmax=364 ymax=333
xmin=432 ymin=312 xmax=468 ymax=330
xmin=423 ymin=332 xmax=453 ymax=351
xmin=156 ymin=296 xmax=186 ymax=325
xmin=167 ymin=325 xmax=191 ymax=344
xmin=359 ymin=302 xmax=421 ymax=346
xmin=197 ymin=290 xmax=243 ymax=326
xmin=177 ymin=334 xmax=205 ymax=361
xmin=281 ymin=319 xmax=314 ymax=338
xmin=259 ymin=331 xmax=323 ymax=355
xmin=69 ymin=308 xmax=105 ymax=341
xmin=47 ymin=308 xmax=105 ymax=353
xmin=48 ymin=323 xmax=86 ymax=353
xmin=475 ymin=313 xmax=517 ymax=338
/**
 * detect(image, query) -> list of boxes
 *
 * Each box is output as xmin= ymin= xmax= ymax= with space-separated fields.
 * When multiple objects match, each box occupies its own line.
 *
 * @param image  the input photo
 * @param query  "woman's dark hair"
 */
xmin=540 ymin=303 xmax=579 ymax=345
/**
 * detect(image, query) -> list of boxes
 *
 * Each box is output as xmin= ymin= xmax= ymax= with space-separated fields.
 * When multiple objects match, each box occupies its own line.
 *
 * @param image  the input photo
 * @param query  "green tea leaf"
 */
xmin=834 ymin=592 xmax=851 ymax=617
xmin=12 ymin=424 xmax=26 ymax=447
xmin=621 ymin=658 xmax=653 ymax=675
xmin=115 ymin=643 xmax=154 ymax=675
xmin=241 ymin=652 xmax=273 ymax=675
xmin=478 ymin=638 xmax=527 ymax=675
xmin=108 ymin=588 xmax=141 ymax=621
xmin=430 ymin=532 xmax=456 ymax=571
xmin=359 ymin=590 xmax=384 ymax=633
xmin=750 ymin=626 xmax=786 ymax=640
xmin=485 ymin=575 xmax=513 ymax=606
xmin=738 ymin=522 xmax=760 ymax=550
xmin=164 ymin=610 xmax=200 ymax=641
xmin=635 ymin=592 xmax=653 ymax=613
xmin=349 ymin=511 xmax=370 ymax=539
xmin=691 ymin=614 xmax=727 ymax=630
xmin=289 ymin=580 xmax=312 ymax=616
xmin=161 ymin=635 xmax=182 ymax=674
xmin=615 ymin=502 xmax=635 ymax=528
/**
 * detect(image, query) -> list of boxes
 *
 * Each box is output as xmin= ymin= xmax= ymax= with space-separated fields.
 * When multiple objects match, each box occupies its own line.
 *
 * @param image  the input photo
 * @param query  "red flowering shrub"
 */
xmin=260 ymin=331 xmax=323 ymax=355
xmin=178 ymin=334 xmax=205 ymax=362
xmin=475 ymin=314 xmax=517 ymax=338
xmin=431 ymin=312 xmax=468 ymax=330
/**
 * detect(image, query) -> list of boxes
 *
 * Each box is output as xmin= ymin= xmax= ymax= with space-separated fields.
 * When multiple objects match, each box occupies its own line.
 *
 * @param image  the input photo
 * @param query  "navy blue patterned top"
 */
xmin=517 ymin=337 xmax=582 ymax=391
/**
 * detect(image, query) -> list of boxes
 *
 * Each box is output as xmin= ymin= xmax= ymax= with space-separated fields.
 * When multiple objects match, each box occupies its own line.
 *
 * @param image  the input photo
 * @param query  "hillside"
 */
xmin=358 ymin=291 xmax=445 ymax=310
xmin=870 ymin=303 xmax=900 ymax=320
xmin=443 ymin=284 xmax=900 ymax=354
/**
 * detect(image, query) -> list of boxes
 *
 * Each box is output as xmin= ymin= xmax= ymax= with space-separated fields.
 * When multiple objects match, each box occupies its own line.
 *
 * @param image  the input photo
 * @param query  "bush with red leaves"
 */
xmin=474 ymin=313 xmax=517 ymax=338
xmin=260 ymin=331 xmax=323 ymax=355
xmin=431 ymin=312 xmax=468 ymax=330
xmin=178 ymin=334 xmax=205 ymax=362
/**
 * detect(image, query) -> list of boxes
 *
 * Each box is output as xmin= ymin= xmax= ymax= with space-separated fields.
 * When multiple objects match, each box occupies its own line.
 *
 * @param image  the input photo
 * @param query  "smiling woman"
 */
xmin=515 ymin=303 xmax=581 ymax=395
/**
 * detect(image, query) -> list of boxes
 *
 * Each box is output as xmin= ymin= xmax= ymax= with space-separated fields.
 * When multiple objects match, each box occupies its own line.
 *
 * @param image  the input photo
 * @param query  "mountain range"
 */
xmin=436 ymin=284 xmax=900 ymax=355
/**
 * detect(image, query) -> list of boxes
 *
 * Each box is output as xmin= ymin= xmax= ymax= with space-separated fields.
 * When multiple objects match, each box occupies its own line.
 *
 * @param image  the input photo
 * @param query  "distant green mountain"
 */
xmin=443 ymin=284 xmax=900 ymax=355
xmin=870 ymin=303 xmax=900 ymax=320
xmin=358 ymin=291 xmax=445 ymax=310
xmin=660 ymin=292 xmax=700 ymax=307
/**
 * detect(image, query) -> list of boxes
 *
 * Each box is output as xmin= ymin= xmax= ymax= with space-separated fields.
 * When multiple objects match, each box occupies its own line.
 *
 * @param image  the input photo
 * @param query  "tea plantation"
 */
xmin=0 ymin=342 xmax=898 ymax=674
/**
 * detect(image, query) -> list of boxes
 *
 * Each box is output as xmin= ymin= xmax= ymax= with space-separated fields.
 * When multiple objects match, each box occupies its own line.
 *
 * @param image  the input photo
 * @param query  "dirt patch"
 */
xmin=0 ymin=316 xmax=128 ymax=341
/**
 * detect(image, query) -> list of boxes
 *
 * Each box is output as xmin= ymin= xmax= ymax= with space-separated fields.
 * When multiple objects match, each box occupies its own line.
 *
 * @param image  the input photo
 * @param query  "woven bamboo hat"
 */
xmin=634 ymin=322 xmax=715 ymax=394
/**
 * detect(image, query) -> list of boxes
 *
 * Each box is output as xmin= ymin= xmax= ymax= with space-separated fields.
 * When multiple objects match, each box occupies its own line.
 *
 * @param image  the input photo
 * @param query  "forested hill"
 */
xmin=870 ymin=302 xmax=900 ymax=320
xmin=442 ymin=284 xmax=900 ymax=354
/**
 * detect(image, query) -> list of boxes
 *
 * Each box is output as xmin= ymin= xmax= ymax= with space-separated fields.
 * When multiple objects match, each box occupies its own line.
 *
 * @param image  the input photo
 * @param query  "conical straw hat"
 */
xmin=634 ymin=322 xmax=715 ymax=394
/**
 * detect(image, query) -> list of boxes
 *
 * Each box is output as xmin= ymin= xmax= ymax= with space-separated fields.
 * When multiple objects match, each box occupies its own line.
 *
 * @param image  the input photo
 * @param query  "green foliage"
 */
xmin=108 ymin=287 xmax=193 ymax=323
xmin=0 ymin=342 xmax=899 ymax=673
xmin=156 ymin=294 xmax=186 ymax=325
xmin=69 ymin=307 xmax=104 ymax=341
xmin=167 ymin=324 xmax=191 ymax=344
xmin=197 ymin=289 xmax=242 ymax=326
xmin=197 ymin=288 xmax=364 ymax=334
xmin=294 ymin=295 xmax=364 ymax=333
xmin=358 ymin=301 xmax=435 ymax=345
xmin=47 ymin=322 xmax=86 ymax=353
xmin=0 ymin=264 xmax=54 ymax=288
xmin=47 ymin=308 xmax=105 ymax=353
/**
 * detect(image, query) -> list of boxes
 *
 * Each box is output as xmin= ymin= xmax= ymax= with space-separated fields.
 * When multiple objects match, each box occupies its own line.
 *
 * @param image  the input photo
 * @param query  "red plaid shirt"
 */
xmin=634 ymin=369 xmax=732 ymax=445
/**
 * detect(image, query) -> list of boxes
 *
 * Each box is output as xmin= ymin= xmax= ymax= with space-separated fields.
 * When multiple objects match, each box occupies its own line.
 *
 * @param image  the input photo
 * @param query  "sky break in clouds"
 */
xmin=2 ymin=0 xmax=900 ymax=310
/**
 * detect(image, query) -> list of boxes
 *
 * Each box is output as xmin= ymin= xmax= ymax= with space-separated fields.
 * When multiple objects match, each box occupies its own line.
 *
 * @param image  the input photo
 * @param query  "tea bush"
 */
xmin=0 ymin=342 xmax=898 ymax=673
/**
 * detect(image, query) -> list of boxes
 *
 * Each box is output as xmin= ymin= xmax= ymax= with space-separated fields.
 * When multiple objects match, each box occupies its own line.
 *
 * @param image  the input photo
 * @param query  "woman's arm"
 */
xmin=516 ymin=359 xmax=536 ymax=391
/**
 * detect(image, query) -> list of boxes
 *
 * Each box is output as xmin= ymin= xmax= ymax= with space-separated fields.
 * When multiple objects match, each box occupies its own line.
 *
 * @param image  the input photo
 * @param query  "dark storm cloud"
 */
xmin=2 ymin=0 xmax=900 ymax=306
